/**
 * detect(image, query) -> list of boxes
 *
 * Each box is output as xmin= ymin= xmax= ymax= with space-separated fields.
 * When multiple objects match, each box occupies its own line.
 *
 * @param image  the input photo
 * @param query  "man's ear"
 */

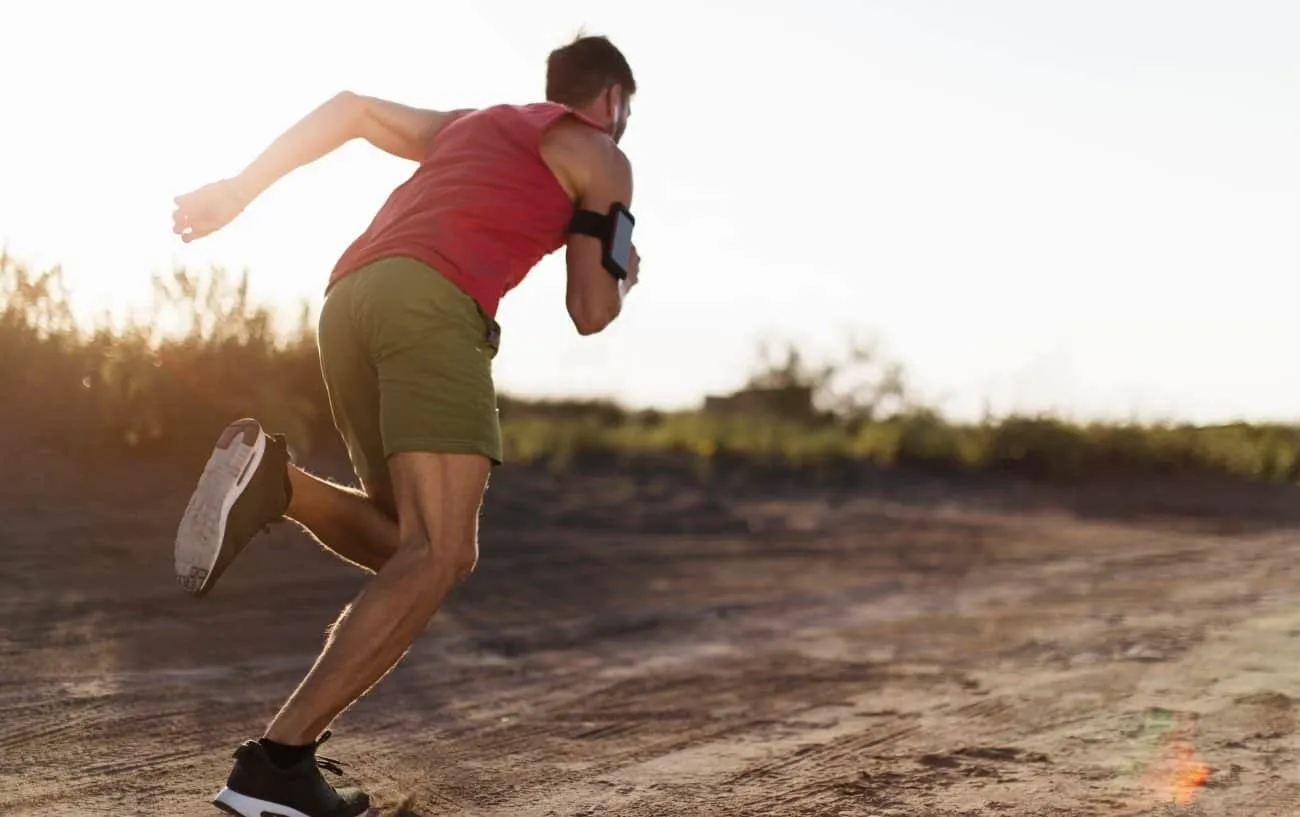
xmin=605 ymin=84 xmax=622 ymax=121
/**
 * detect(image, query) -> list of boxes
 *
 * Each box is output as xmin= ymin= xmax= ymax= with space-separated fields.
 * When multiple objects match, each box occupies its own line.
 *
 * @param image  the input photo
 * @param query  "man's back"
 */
xmin=329 ymin=102 xmax=604 ymax=318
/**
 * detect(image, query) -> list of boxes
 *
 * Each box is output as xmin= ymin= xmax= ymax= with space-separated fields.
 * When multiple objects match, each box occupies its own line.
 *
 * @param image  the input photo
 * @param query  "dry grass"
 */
xmin=5 ymin=254 xmax=1300 ymax=483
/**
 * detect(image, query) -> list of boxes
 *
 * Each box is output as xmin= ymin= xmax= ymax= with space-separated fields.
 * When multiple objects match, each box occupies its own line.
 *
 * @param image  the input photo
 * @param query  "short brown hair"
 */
xmin=545 ymin=34 xmax=636 ymax=107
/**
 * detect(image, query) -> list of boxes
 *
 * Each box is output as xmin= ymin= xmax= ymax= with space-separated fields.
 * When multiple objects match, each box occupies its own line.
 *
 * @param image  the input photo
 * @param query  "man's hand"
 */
xmin=172 ymin=178 xmax=250 ymax=243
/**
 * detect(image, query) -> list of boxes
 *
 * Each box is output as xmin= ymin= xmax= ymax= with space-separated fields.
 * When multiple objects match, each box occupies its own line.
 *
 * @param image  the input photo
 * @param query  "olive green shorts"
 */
xmin=317 ymin=256 xmax=503 ymax=487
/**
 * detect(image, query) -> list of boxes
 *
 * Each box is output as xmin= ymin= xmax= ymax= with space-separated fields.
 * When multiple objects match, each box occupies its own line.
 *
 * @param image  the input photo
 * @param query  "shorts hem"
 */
xmin=384 ymin=438 xmax=503 ymax=466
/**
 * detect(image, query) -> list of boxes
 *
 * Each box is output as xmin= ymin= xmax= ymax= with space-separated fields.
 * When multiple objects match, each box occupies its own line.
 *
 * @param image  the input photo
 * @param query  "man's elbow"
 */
xmin=567 ymin=298 xmax=618 ymax=336
xmin=334 ymin=90 xmax=366 ymax=108
xmin=331 ymin=90 xmax=368 ymax=126
xmin=569 ymin=310 xmax=611 ymax=337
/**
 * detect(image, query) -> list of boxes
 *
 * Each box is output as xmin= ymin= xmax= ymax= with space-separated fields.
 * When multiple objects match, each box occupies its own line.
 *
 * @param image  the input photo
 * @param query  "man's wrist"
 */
xmin=226 ymin=174 xmax=260 ymax=211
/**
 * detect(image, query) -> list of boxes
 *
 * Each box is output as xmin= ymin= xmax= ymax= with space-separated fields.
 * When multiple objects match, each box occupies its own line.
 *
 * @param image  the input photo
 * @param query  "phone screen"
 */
xmin=609 ymin=209 xmax=635 ymax=274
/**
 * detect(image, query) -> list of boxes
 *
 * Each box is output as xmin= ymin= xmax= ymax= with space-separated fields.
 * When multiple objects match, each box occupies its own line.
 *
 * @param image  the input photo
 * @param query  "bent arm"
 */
xmin=230 ymin=92 xmax=468 ymax=205
xmin=564 ymin=144 xmax=634 ymax=336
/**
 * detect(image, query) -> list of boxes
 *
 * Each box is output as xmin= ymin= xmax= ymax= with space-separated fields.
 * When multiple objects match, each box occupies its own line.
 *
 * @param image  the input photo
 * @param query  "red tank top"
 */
xmin=328 ymin=102 xmax=602 ymax=318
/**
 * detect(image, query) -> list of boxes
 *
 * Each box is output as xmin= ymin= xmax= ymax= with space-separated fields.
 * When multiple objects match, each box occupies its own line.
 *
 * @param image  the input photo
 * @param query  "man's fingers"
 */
xmin=172 ymin=206 xmax=195 ymax=236
xmin=173 ymin=206 xmax=210 ymax=241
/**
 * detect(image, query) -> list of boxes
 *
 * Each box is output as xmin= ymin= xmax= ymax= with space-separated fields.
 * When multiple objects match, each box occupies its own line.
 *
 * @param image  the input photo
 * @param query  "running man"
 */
xmin=170 ymin=35 xmax=640 ymax=817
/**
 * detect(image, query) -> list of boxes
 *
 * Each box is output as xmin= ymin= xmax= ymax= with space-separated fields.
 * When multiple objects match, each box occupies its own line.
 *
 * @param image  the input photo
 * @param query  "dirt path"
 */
xmin=3 ymin=457 xmax=1300 ymax=816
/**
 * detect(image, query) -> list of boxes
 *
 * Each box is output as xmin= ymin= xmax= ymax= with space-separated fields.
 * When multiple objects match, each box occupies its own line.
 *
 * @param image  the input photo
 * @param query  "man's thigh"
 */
xmin=388 ymin=452 xmax=491 ymax=574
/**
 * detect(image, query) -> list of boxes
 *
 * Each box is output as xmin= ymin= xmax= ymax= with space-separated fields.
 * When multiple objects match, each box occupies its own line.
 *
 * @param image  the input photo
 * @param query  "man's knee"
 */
xmin=454 ymin=540 xmax=479 ymax=582
xmin=403 ymin=534 xmax=478 ymax=583
xmin=426 ymin=532 xmax=477 ymax=581
xmin=386 ymin=450 xmax=489 ymax=584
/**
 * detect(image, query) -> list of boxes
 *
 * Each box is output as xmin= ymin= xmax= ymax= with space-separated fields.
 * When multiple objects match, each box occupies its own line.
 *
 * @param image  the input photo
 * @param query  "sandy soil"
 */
xmin=5 ymin=447 xmax=1300 ymax=816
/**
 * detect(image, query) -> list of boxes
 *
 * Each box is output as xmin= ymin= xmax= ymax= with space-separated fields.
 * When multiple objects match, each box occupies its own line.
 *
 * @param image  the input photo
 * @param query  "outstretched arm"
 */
xmin=233 ymin=92 xmax=470 ymax=202
xmin=174 ymin=93 xmax=469 ymax=243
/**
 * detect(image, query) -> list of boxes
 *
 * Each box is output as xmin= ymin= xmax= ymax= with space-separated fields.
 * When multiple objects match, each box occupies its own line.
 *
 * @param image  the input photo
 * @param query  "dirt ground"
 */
xmin=6 ymin=445 xmax=1300 ymax=817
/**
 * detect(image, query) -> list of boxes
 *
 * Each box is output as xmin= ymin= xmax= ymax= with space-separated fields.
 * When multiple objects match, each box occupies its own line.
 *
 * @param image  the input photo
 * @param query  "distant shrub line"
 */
xmin=4 ymin=255 xmax=1299 ymax=484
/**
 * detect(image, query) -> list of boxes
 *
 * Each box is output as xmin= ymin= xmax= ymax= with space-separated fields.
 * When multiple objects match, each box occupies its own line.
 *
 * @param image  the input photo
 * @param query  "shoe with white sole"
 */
xmin=212 ymin=732 xmax=371 ymax=817
xmin=175 ymin=418 xmax=292 ymax=597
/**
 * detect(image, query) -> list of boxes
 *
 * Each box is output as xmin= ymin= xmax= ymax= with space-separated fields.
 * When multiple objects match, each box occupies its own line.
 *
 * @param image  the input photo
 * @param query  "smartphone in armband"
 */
xmin=606 ymin=204 xmax=635 ymax=281
xmin=569 ymin=203 xmax=636 ymax=281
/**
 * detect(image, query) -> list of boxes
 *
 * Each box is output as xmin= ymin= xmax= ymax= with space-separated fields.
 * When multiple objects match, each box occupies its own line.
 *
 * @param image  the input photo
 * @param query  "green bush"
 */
xmin=3 ymin=253 xmax=1299 ymax=484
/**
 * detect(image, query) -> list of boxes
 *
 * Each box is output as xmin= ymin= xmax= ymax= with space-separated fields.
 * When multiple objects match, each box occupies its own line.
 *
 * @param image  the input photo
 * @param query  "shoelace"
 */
xmin=313 ymin=730 xmax=346 ymax=776
xmin=315 ymin=755 xmax=345 ymax=776
xmin=245 ymin=730 xmax=350 ymax=776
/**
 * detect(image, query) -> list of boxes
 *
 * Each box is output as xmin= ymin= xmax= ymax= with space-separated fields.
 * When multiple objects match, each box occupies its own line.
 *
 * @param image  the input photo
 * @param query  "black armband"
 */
xmin=568 ymin=203 xmax=635 ymax=280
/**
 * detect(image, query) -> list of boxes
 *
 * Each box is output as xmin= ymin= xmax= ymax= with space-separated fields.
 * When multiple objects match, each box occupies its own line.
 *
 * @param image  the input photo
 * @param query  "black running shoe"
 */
xmin=175 ymin=418 xmax=292 ymax=597
xmin=212 ymin=732 xmax=371 ymax=817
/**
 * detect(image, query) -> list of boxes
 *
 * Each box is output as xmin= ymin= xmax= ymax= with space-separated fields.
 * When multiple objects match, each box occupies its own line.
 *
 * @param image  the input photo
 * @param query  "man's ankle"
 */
xmin=258 ymin=736 xmax=315 ymax=769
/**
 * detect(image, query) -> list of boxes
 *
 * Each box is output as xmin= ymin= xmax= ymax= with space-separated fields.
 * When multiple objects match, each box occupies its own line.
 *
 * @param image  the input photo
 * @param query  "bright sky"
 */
xmin=2 ymin=1 xmax=1297 ymax=422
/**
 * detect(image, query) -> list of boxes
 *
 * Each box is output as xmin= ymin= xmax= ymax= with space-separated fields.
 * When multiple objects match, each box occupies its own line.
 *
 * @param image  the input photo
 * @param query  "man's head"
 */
xmin=546 ymin=34 xmax=636 ymax=143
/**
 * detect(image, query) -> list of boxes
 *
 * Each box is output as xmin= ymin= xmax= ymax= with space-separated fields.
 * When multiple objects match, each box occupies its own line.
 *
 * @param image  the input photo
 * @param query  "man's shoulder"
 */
xmin=487 ymin=101 xmax=613 ymax=137
xmin=546 ymin=119 xmax=625 ymax=175
xmin=462 ymin=101 xmax=574 ymax=120
xmin=445 ymin=102 xmax=581 ymax=141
